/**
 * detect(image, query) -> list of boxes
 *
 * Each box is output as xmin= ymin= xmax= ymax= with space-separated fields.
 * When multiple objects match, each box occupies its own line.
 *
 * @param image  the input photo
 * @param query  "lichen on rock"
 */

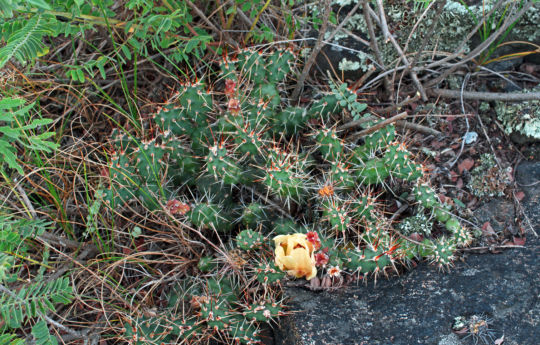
xmin=495 ymin=86 xmax=540 ymax=142
xmin=468 ymin=154 xmax=512 ymax=198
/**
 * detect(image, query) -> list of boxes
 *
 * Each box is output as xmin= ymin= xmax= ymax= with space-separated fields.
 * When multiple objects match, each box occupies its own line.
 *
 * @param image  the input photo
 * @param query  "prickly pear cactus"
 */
xmin=236 ymin=229 xmax=264 ymax=251
xmin=106 ymin=47 xmax=472 ymax=344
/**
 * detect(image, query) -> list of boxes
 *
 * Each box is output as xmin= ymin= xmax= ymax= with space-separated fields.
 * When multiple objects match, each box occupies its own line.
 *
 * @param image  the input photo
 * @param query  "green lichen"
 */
xmin=338 ymin=57 xmax=362 ymax=72
xmin=397 ymin=211 xmax=433 ymax=236
xmin=326 ymin=0 xmax=540 ymax=68
xmin=495 ymin=86 xmax=540 ymax=141
xmin=468 ymin=154 xmax=511 ymax=198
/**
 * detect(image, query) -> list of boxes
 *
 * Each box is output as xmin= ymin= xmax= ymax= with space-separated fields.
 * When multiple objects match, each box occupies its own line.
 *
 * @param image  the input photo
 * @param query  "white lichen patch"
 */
xmin=338 ymin=58 xmax=361 ymax=71
xmin=495 ymin=86 xmax=540 ymax=140
xmin=397 ymin=211 xmax=433 ymax=236
xmin=468 ymin=154 xmax=512 ymax=198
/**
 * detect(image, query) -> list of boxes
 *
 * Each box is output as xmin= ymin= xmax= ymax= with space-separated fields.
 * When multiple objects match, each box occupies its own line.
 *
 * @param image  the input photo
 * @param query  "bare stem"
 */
xmin=291 ymin=0 xmax=332 ymax=104
xmin=349 ymin=112 xmax=408 ymax=139
xmin=362 ymin=0 xmax=394 ymax=99
xmin=431 ymin=88 xmax=540 ymax=101
xmin=368 ymin=4 xmax=428 ymax=100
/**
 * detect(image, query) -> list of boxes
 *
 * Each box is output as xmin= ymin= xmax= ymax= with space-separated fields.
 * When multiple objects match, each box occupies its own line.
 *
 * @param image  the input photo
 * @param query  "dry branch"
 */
xmin=432 ymin=88 xmax=540 ymax=101
xmin=349 ymin=111 xmax=408 ymax=138
xmin=291 ymin=0 xmax=332 ymax=103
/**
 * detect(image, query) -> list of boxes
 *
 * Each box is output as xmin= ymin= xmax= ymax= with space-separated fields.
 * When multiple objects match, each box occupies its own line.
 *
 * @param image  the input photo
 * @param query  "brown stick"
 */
xmin=368 ymin=4 xmax=427 ymax=100
xmin=424 ymin=0 xmax=506 ymax=70
xmin=459 ymin=244 xmax=525 ymax=252
xmin=290 ymin=0 xmax=332 ymax=104
xmin=409 ymin=0 xmax=447 ymax=70
xmin=349 ymin=112 xmax=408 ymax=138
xmin=14 ymin=179 xmax=87 ymax=250
xmin=338 ymin=115 xmax=379 ymax=132
xmin=431 ymin=88 xmax=540 ymax=101
xmin=185 ymin=0 xmax=238 ymax=47
xmin=326 ymin=0 xmax=362 ymax=43
xmin=395 ymin=120 xmax=442 ymax=136
xmin=377 ymin=94 xmax=421 ymax=115
xmin=375 ymin=0 xmax=391 ymax=42
xmin=362 ymin=0 xmax=394 ymax=99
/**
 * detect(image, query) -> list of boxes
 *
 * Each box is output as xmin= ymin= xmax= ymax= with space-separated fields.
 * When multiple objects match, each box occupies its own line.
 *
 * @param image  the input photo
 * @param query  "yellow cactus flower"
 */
xmin=273 ymin=233 xmax=317 ymax=280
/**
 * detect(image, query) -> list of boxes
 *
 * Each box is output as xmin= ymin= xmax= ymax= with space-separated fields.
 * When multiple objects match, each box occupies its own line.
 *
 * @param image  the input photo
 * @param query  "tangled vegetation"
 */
xmin=0 ymin=0 xmax=537 ymax=344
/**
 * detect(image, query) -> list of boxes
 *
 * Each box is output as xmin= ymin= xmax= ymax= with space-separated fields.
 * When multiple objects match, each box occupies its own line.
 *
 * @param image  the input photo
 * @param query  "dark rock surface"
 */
xmin=516 ymin=161 xmax=540 ymax=230
xmin=274 ymin=161 xmax=540 ymax=345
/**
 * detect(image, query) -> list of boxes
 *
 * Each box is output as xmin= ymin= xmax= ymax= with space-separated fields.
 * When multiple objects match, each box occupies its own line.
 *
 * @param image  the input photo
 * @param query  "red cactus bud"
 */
xmin=306 ymin=231 xmax=321 ymax=250
xmin=224 ymin=79 xmax=236 ymax=95
xmin=228 ymin=98 xmax=241 ymax=114
xmin=167 ymin=199 xmax=190 ymax=215
xmin=315 ymin=252 xmax=329 ymax=267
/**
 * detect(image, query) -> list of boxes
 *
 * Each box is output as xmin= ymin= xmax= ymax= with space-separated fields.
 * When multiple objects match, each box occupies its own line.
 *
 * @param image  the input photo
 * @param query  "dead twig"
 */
xmin=512 ymin=189 xmax=538 ymax=237
xmin=375 ymin=0 xmax=390 ymax=42
xmin=448 ymin=73 xmax=472 ymax=169
xmin=459 ymin=244 xmax=526 ymax=252
xmin=431 ymin=88 xmax=540 ymax=101
xmin=290 ymin=0 xmax=332 ymax=104
xmin=424 ymin=0 xmax=506 ymax=70
xmin=426 ymin=1 xmax=534 ymax=87
xmin=377 ymin=94 xmax=420 ymax=115
xmin=326 ymin=0 xmax=362 ymax=43
xmin=395 ymin=120 xmax=442 ymax=136
xmin=409 ymin=0 xmax=447 ymax=70
xmin=185 ymin=0 xmax=238 ymax=47
xmin=13 ymin=177 xmax=88 ymax=250
xmin=338 ymin=115 xmax=379 ymax=132
xmin=349 ymin=112 xmax=408 ymax=139
xmin=396 ymin=0 xmax=439 ymax=101
xmin=368 ymin=3 xmax=427 ymax=100
xmin=362 ymin=0 xmax=394 ymax=99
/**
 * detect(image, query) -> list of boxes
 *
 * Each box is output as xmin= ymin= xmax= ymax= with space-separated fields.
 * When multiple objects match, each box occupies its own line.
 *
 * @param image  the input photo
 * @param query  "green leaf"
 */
xmin=0 ymin=334 xmax=24 ymax=345
xmin=184 ymin=37 xmax=199 ymax=53
xmin=453 ymin=198 xmax=466 ymax=208
xmin=26 ymin=0 xmax=52 ymax=10
xmin=0 ymin=98 xmax=25 ymax=110
xmin=96 ymin=57 xmax=107 ymax=79
xmin=76 ymin=68 xmax=85 ymax=83
xmin=32 ymin=320 xmax=57 ymax=345
xmin=121 ymin=44 xmax=132 ymax=60
xmin=0 ymin=14 xmax=53 ymax=68
xmin=0 ymin=126 xmax=21 ymax=139
xmin=0 ymin=140 xmax=22 ymax=174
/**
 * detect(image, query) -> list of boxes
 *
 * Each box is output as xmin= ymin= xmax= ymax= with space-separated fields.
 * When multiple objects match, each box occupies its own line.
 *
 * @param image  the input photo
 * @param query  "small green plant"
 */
xmin=0 ymin=216 xmax=74 ymax=345
xmin=458 ymin=0 xmax=529 ymax=65
xmin=103 ymin=47 xmax=472 ymax=343
xmin=0 ymin=97 xmax=58 ymax=175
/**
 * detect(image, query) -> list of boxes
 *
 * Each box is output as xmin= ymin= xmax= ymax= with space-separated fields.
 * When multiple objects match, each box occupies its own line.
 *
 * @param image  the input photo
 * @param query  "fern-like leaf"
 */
xmin=32 ymin=320 xmax=58 ymax=345
xmin=0 ymin=277 xmax=73 ymax=328
xmin=0 ymin=0 xmax=21 ymax=18
xmin=0 ymin=14 xmax=53 ymax=68
xmin=0 ymin=333 xmax=24 ymax=345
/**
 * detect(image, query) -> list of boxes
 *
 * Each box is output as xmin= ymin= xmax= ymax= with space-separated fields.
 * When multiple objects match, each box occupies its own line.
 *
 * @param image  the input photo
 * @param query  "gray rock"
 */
xmin=516 ymin=160 xmax=540 ymax=230
xmin=273 ymin=162 xmax=540 ymax=345
xmin=274 ymin=236 xmax=538 ymax=345
xmin=472 ymin=199 xmax=515 ymax=235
